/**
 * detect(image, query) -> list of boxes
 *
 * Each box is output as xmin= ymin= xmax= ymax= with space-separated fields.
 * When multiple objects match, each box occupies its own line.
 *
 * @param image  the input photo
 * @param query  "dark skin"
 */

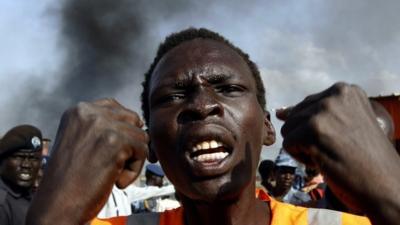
xmin=27 ymin=100 xmax=149 ymax=225
xmin=145 ymin=173 xmax=164 ymax=187
xmin=0 ymin=150 xmax=41 ymax=194
xmin=27 ymin=39 xmax=275 ymax=225
xmin=27 ymin=39 xmax=400 ymax=225
xmin=147 ymin=39 xmax=275 ymax=225
xmin=277 ymin=83 xmax=400 ymax=225
xmin=271 ymin=166 xmax=296 ymax=200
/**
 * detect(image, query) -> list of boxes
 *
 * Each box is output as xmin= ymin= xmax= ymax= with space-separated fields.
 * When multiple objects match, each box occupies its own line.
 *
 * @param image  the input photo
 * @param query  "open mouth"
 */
xmin=190 ymin=139 xmax=231 ymax=163
xmin=19 ymin=172 xmax=32 ymax=180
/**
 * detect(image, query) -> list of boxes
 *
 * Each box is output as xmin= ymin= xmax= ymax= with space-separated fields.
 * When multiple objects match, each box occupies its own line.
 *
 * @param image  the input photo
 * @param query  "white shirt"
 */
xmin=97 ymin=184 xmax=176 ymax=218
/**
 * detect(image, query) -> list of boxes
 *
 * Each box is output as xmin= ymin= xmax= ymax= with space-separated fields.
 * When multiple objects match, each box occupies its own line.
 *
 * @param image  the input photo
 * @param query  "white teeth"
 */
xmin=210 ymin=140 xmax=218 ymax=148
xmin=201 ymin=141 xmax=210 ymax=150
xmin=193 ymin=152 xmax=229 ymax=162
xmin=20 ymin=173 xmax=31 ymax=180
xmin=193 ymin=140 xmax=224 ymax=152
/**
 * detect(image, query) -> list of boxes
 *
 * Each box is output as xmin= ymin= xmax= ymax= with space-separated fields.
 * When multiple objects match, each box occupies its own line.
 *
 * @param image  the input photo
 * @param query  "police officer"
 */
xmin=0 ymin=125 xmax=42 ymax=225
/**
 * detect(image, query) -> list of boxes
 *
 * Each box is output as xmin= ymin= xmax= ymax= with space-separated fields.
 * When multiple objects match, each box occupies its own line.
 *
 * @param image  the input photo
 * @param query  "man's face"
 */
xmin=0 ymin=150 xmax=42 ymax=190
xmin=146 ymin=174 xmax=164 ymax=187
xmin=148 ymin=39 xmax=272 ymax=202
xmin=274 ymin=166 xmax=296 ymax=191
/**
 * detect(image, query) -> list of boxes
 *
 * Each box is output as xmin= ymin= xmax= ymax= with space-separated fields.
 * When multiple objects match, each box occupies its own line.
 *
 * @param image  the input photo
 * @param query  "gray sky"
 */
xmin=0 ymin=0 xmax=399 ymax=160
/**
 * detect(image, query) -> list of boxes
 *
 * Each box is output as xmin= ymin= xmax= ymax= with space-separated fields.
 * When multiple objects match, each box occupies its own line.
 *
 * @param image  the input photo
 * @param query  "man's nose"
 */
xmin=178 ymin=88 xmax=223 ymax=123
xmin=20 ymin=157 xmax=32 ymax=168
xmin=283 ymin=173 xmax=293 ymax=179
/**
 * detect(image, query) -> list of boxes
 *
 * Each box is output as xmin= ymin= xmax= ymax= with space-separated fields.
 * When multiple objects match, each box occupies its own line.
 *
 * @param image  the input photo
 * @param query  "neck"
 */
xmin=180 ymin=183 xmax=270 ymax=225
xmin=272 ymin=187 xmax=290 ymax=200
xmin=1 ymin=177 xmax=30 ymax=196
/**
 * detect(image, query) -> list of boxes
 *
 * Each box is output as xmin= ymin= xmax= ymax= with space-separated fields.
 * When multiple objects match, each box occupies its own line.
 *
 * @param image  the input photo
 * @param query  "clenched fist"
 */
xmin=278 ymin=83 xmax=400 ymax=225
xmin=28 ymin=99 xmax=149 ymax=225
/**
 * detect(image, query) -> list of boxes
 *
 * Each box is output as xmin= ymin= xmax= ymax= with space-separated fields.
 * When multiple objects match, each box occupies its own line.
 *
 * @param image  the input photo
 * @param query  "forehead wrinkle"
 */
xmin=154 ymin=65 xmax=233 ymax=89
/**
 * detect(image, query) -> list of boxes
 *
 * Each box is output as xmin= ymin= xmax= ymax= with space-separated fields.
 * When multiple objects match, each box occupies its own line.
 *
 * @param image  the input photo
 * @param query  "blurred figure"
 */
xmin=32 ymin=157 xmax=49 ymax=194
xmin=131 ymin=164 xmax=179 ymax=213
xmin=258 ymin=160 xmax=275 ymax=192
xmin=41 ymin=138 xmax=51 ymax=157
xmin=32 ymin=138 xmax=50 ymax=194
xmin=302 ymin=167 xmax=325 ymax=201
xmin=270 ymin=150 xmax=310 ymax=205
xmin=40 ymin=138 xmax=51 ymax=166
xmin=97 ymin=164 xmax=178 ymax=218
xmin=0 ymin=125 xmax=42 ymax=225
xmin=144 ymin=164 xmax=164 ymax=187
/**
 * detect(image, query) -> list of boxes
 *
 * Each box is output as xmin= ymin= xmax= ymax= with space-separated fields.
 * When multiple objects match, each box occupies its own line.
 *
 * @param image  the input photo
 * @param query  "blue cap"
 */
xmin=275 ymin=149 xmax=298 ymax=168
xmin=146 ymin=164 xmax=164 ymax=177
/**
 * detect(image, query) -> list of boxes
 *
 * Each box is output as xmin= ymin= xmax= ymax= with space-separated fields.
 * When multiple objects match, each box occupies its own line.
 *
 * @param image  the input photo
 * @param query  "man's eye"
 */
xmin=217 ymin=85 xmax=244 ymax=95
xmin=159 ymin=94 xmax=185 ymax=104
xmin=31 ymin=156 xmax=42 ymax=161
xmin=12 ymin=155 xmax=23 ymax=160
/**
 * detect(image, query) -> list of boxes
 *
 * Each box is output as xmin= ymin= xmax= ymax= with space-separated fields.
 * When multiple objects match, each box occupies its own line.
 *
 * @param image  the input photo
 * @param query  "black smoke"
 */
xmin=8 ymin=0 xmax=194 ymax=140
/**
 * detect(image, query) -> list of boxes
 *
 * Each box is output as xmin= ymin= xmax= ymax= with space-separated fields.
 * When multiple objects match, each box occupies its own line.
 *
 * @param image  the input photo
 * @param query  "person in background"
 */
xmin=97 ymin=164 xmax=177 ymax=218
xmin=270 ymin=150 xmax=311 ymax=205
xmin=40 ymin=138 xmax=51 ymax=166
xmin=0 ymin=125 xmax=42 ymax=225
xmin=301 ymin=167 xmax=325 ymax=202
xmin=144 ymin=164 xmax=165 ymax=188
xmin=131 ymin=164 xmax=179 ymax=213
xmin=258 ymin=159 xmax=275 ymax=192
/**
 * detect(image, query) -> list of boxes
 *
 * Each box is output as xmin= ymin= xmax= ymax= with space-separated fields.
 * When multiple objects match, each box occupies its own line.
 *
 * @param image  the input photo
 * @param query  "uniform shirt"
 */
xmin=98 ymin=184 xmax=177 ymax=218
xmin=91 ymin=190 xmax=371 ymax=225
xmin=282 ymin=187 xmax=312 ymax=205
xmin=0 ymin=178 xmax=32 ymax=225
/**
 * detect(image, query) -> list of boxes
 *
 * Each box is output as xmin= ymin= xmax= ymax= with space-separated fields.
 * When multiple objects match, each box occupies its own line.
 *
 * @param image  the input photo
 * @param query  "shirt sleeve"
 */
xmin=125 ymin=185 xmax=175 ymax=202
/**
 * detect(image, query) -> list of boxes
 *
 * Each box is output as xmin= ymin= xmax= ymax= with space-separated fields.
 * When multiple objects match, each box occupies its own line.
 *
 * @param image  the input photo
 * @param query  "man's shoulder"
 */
xmin=0 ymin=188 xmax=7 ymax=205
xmin=270 ymin=198 xmax=371 ymax=225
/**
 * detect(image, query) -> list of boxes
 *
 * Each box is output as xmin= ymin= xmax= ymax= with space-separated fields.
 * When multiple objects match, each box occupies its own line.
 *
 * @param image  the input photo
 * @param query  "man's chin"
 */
xmin=16 ymin=180 xmax=33 ymax=189
xmin=183 ymin=177 xmax=248 ymax=203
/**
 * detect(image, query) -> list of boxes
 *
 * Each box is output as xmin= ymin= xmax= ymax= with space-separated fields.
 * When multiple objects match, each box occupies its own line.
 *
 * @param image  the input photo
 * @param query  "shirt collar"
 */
xmin=0 ymin=177 xmax=30 ymax=199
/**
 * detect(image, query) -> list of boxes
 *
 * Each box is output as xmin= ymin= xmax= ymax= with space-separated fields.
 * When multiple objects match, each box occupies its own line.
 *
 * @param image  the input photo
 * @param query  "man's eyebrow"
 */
xmin=155 ymin=73 xmax=233 ymax=90
xmin=173 ymin=78 xmax=191 ymax=88
xmin=205 ymin=73 xmax=232 ymax=84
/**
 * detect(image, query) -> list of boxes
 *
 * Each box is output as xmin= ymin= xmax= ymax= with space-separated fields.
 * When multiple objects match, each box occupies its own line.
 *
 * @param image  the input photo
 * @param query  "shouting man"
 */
xmin=28 ymin=28 xmax=400 ymax=225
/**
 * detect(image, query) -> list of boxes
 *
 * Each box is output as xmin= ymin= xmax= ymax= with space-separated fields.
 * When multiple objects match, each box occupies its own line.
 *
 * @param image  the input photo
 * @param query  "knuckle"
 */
xmin=130 ymin=110 xmax=140 ymax=120
xmin=332 ymin=81 xmax=348 ymax=90
xmin=115 ymin=151 xmax=129 ymax=168
xmin=95 ymin=98 xmax=117 ymax=105
xmin=101 ymin=129 xmax=121 ymax=147
xmin=76 ymin=101 xmax=97 ymax=118
xmin=308 ymin=115 xmax=322 ymax=133
xmin=143 ymin=131 xmax=150 ymax=143
xmin=332 ymin=82 xmax=352 ymax=96
xmin=351 ymin=84 xmax=368 ymax=98
xmin=320 ymin=98 xmax=334 ymax=111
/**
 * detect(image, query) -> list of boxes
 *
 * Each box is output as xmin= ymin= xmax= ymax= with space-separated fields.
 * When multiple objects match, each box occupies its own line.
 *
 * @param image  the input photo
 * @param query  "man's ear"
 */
xmin=148 ymin=141 xmax=159 ymax=163
xmin=263 ymin=111 xmax=276 ymax=146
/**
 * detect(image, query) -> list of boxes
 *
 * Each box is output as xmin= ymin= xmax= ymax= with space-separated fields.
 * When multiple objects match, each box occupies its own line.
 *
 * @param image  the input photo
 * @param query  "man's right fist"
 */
xmin=28 ymin=99 xmax=149 ymax=225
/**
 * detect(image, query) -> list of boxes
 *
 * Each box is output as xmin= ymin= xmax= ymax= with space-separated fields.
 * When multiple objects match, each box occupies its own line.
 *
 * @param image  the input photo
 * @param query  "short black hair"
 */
xmin=141 ymin=27 xmax=266 ymax=125
xmin=258 ymin=159 xmax=275 ymax=180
